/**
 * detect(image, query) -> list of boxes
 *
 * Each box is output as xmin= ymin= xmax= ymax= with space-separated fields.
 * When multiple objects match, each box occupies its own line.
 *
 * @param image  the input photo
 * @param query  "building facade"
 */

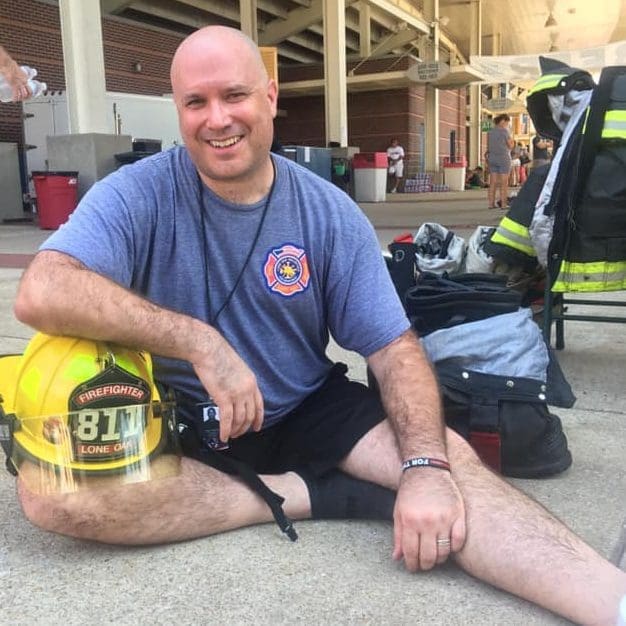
xmin=1 ymin=0 xmax=468 ymax=182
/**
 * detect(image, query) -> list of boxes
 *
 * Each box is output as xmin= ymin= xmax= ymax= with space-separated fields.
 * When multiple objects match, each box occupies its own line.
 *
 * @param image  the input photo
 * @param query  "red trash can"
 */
xmin=32 ymin=171 xmax=79 ymax=230
xmin=352 ymin=152 xmax=388 ymax=202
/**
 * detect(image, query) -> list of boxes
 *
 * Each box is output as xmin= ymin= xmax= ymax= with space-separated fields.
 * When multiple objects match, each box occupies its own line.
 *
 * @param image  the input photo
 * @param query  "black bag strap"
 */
xmin=0 ymin=405 xmax=18 ymax=476
xmin=176 ymin=414 xmax=298 ymax=542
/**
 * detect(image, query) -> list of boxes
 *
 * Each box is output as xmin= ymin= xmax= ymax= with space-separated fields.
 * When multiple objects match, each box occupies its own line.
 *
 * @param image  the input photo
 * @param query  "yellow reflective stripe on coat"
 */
xmin=601 ymin=110 xmax=626 ymax=139
xmin=553 ymin=260 xmax=626 ymax=292
xmin=527 ymin=73 xmax=568 ymax=96
xmin=490 ymin=217 xmax=536 ymax=257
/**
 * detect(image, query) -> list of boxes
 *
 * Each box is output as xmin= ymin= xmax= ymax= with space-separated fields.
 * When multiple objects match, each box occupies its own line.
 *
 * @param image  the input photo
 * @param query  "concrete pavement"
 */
xmin=0 ymin=191 xmax=624 ymax=625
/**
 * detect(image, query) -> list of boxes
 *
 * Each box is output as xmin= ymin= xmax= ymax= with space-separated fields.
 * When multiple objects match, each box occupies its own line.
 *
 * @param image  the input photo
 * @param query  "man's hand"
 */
xmin=0 ymin=46 xmax=31 ymax=102
xmin=392 ymin=468 xmax=466 ymax=571
xmin=192 ymin=333 xmax=264 ymax=441
xmin=367 ymin=330 xmax=465 ymax=570
xmin=7 ymin=63 xmax=31 ymax=101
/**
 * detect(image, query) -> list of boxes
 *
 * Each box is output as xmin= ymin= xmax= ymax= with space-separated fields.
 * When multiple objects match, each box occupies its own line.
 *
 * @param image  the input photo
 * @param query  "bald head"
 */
xmin=167 ymin=25 xmax=278 ymax=203
xmin=170 ymin=26 xmax=268 ymax=93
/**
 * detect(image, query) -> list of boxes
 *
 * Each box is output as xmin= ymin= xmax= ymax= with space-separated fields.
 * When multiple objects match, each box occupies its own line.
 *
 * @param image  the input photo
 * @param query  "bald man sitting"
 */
xmin=14 ymin=26 xmax=626 ymax=626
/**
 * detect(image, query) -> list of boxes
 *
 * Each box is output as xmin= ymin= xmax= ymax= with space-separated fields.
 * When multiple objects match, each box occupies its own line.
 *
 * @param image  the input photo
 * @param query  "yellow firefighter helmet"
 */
xmin=1 ymin=333 xmax=177 ymax=493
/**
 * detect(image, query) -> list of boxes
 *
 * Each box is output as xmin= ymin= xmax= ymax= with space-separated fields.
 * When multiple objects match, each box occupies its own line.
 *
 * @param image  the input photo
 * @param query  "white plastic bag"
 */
xmin=414 ymin=222 xmax=466 ymax=275
xmin=464 ymin=225 xmax=496 ymax=273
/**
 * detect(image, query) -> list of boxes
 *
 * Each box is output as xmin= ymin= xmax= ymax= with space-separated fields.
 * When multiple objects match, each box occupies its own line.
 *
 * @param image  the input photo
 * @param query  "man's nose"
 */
xmin=203 ymin=100 xmax=231 ymax=129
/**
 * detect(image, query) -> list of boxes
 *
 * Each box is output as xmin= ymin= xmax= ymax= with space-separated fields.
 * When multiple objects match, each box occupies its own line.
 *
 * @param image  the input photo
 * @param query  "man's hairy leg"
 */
xmin=341 ymin=421 xmax=626 ymax=626
xmin=17 ymin=455 xmax=311 ymax=545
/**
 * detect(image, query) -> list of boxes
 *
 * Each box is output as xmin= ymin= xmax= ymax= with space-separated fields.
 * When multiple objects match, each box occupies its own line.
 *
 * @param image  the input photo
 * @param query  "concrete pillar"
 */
xmin=58 ymin=0 xmax=108 ymax=134
xmin=468 ymin=0 xmax=482 ymax=168
xmin=489 ymin=33 xmax=503 ymax=113
xmin=491 ymin=32 xmax=502 ymax=55
xmin=240 ymin=0 xmax=258 ymax=43
xmin=359 ymin=3 xmax=372 ymax=58
xmin=423 ymin=0 xmax=440 ymax=172
xmin=323 ymin=0 xmax=348 ymax=146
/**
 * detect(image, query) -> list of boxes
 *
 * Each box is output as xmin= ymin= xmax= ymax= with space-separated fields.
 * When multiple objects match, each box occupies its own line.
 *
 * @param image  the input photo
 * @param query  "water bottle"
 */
xmin=0 ymin=65 xmax=47 ymax=102
xmin=22 ymin=65 xmax=37 ymax=80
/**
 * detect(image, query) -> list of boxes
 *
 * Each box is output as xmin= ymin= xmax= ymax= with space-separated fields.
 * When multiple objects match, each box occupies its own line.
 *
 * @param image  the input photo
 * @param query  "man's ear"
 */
xmin=267 ymin=79 xmax=278 ymax=119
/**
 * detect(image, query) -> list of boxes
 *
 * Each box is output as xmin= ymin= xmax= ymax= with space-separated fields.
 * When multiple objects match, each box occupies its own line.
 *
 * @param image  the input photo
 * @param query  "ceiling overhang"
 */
xmin=279 ymin=65 xmax=485 ymax=97
xmin=92 ymin=0 xmax=626 ymax=91
xmin=279 ymin=70 xmax=409 ymax=96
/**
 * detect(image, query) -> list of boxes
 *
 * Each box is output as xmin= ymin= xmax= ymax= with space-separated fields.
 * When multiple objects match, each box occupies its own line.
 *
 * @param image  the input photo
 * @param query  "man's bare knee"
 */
xmin=18 ymin=479 xmax=82 ymax=537
xmin=15 ymin=453 xmax=185 ymax=542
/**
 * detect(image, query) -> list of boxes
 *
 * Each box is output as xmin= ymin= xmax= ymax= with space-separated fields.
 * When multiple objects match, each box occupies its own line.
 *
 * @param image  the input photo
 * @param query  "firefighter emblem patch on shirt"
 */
xmin=263 ymin=244 xmax=311 ymax=296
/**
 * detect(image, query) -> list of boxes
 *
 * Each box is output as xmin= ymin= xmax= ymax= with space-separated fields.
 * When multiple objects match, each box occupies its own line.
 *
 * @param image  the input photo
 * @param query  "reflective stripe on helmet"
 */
xmin=527 ymin=73 xmax=568 ymax=96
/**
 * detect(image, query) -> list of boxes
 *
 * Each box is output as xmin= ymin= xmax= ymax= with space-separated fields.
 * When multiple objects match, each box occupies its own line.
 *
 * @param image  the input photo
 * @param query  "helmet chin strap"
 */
xmin=0 ymin=402 xmax=18 ymax=476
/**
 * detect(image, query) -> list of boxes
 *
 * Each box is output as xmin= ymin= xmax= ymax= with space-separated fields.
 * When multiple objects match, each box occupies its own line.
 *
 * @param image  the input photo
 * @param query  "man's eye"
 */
xmin=227 ymin=92 xmax=247 ymax=102
xmin=185 ymin=98 xmax=203 ymax=108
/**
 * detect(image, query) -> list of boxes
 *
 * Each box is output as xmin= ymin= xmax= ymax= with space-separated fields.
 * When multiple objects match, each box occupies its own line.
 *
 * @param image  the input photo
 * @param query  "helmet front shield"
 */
xmin=4 ymin=401 xmax=180 ymax=495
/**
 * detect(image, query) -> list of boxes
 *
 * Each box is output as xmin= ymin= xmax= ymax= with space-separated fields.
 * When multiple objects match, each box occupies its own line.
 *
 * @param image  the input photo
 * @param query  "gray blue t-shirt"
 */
xmin=41 ymin=147 xmax=410 ymax=427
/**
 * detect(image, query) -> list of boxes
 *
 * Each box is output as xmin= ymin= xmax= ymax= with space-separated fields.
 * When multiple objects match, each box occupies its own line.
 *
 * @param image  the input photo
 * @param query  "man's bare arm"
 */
xmin=367 ymin=329 xmax=445 ymax=459
xmin=367 ymin=330 xmax=466 ymax=572
xmin=15 ymin=251 xmax=263 ymax=439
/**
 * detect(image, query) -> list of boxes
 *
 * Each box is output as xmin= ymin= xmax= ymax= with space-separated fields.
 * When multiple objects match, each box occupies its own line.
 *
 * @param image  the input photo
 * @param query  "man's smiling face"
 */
xmin=171 ymin=27 xmax=277 ymax=192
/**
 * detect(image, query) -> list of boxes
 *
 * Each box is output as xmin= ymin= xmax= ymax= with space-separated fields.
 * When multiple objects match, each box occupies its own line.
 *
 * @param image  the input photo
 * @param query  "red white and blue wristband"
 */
xmin=402 ymin=457 xmax=451 ymax=472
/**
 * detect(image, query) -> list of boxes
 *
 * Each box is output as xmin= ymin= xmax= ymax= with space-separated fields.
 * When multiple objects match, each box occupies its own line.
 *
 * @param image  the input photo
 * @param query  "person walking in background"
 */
xmin=386 ymin=138 xmax=405 ymax=193
xmin=531 ymin=134 xmax=551 ymax=169
xmin=519 ymin=144 xmax=530 ymax=185
xmin=0 ymin=45 xmax=31 ymax=102
xmin=509 ymin=142 xmax=522 ymax=187
xmin=487 ymin=114 xmax=514 ymax=209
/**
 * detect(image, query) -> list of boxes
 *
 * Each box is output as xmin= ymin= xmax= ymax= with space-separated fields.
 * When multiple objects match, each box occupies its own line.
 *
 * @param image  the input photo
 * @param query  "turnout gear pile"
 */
xmin=385 ymin=232 xmax=575 ymax=478
xmin=485 ymin=56 xmax=626 ymax=293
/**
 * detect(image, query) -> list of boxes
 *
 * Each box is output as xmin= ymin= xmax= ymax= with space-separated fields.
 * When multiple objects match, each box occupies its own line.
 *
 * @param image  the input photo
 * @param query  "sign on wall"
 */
xmin=485 ymin=97 xmax=515 ymax=110
xmin=407 ymin=61 xmax=450 ymax=83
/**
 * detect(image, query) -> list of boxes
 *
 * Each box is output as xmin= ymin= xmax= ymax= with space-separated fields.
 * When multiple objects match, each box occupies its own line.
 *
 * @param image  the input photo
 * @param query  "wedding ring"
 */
xmin=436 ymin=538 xmax=451 ymax=547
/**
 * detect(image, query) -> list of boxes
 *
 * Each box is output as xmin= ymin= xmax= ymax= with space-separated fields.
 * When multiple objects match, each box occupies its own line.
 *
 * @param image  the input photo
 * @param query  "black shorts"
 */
xmin=182 ymin=363 xmax=386 ymax=477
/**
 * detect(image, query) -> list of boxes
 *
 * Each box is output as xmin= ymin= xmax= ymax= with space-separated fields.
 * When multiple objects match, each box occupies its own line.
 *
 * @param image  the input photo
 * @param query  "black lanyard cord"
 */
xmin=191 ymin=161 xmax=299 ymax=542
xmin=198 ymin=157 xmax=276 ymax=326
